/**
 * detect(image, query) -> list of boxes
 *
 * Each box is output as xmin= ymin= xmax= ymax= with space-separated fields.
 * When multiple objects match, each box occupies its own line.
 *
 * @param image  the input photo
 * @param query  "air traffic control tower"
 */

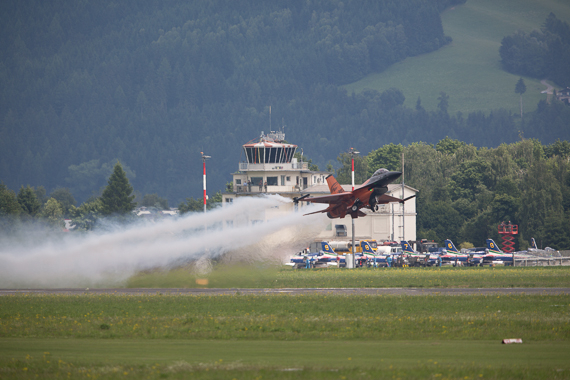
xmin=223 ymin=131 xmax=330 ymax=197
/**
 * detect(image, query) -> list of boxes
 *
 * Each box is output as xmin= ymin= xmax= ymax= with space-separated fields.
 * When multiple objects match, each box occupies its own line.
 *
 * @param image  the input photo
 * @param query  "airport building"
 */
xmin=221 ymin=131 xmax=417 ymax=243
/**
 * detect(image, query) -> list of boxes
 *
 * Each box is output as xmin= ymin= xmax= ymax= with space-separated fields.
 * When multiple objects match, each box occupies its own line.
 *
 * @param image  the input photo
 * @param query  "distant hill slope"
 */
xmin=343 ymin=0 xmax=570 ymax=115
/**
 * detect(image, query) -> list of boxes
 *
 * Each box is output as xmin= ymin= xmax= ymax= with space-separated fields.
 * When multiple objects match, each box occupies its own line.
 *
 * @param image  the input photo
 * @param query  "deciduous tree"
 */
xmin=17 ymin=185 xmax=41 ymax=217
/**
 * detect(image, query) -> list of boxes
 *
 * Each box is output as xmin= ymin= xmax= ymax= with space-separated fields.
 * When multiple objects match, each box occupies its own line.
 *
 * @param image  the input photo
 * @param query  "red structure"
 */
xmin=498 ymin=222 xmax=518 ymax=253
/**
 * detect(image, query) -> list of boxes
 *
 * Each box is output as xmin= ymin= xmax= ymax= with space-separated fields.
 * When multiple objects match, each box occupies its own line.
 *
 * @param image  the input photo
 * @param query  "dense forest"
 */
xmin=500 ymin=13 xmax=570 ymax=86
xmin=0 ymin=0 xmax=480 ymax=204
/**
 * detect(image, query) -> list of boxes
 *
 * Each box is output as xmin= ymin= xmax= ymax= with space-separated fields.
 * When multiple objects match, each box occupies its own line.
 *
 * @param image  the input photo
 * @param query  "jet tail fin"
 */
xmin=444 ymin=239 xmax=459 ymax=253
xmin=326 ymin=175 xmax=344 ymax=194
xmin=400 ymin=241 xmax=415 ymax=254
xmin=486 ymin=239 xmax=502 ymax=253
xmin=531 ymin=237 xmax=538 ymax=249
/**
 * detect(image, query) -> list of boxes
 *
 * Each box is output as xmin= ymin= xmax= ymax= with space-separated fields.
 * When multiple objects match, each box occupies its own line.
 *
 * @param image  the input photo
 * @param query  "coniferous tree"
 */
xmin=100 ymin=162 xmax=136 ymax=215
xmin=515 ymin=77 xmax=527 ymax=118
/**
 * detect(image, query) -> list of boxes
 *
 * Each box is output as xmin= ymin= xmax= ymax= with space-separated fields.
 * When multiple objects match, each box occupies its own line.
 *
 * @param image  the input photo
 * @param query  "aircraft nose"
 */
xmin=387 ymin=171 xmax=402 ymax=181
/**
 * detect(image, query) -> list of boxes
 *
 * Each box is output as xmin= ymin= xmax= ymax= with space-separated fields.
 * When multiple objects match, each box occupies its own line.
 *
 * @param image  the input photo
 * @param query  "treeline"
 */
xmin=500 ymin=13 xmax=570 ymax=86
xmin=340 ymin=138 xmax=570 ymax=251
xmin=0 ymin=0 xmax=463 ymax=203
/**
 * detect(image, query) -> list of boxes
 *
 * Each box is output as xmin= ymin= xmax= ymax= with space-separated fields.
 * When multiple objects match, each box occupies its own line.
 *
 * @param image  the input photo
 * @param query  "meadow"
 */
xmin=1 ymin=292 xmax=570 ymax=379
xmin=126 ymin=265 xmax=570 ymax=289
xmin=343 ymin=0 xmax=570 ymax=115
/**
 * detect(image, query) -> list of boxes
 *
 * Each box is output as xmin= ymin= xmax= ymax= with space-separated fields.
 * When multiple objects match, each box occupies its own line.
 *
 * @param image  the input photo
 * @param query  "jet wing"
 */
xmin=303 ymin=192 xmax=354 ymax=204
xmin=376 ymin=194 xmax=416 ymax=204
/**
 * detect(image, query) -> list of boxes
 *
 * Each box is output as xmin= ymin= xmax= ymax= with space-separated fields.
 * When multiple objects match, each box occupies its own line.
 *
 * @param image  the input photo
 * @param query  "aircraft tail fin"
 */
xmin=531 ymin=238 xmax=538 ymax=249
xmin=321 ymin=242 xmax=337 ymax=255
xmin=486 ymin=239 xmax=502 ymax=254
xmin=400 ymin=241 xmax=415 ymax=254
xmin=444 ymin=239 xmax=459 ymax=253
xmin=361 ymin=241 xmax=375 ymax=254
xmin=326 ymin=175 xmax=344 ymax=194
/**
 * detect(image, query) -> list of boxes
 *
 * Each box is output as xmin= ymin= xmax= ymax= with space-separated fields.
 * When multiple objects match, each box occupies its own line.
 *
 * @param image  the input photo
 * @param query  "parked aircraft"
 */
xmin=484 ymin=239 xmax=526 ymax=264
xmin=442 ymin=239 xmax=483 ymax=265
xmin=289 ymin=241 xmax=345 ymax=267
xmin=302 ymin=168 xmax=415 ymax=219
xmin=526 ymin=237 xmax=559 ymax=256
xmin=359 ymin=241 xmax=389 ymax=267
xmin=400 ymin=241 xmax=439 ymax=266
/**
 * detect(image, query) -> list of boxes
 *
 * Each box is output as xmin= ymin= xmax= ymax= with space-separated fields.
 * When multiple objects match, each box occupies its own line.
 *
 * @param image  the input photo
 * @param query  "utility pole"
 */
xmin=401 ymin=152 xmax=405 ymax=240
xmin=201 ymin=152 xmax=211 ymax=213
xmin=348 ymin=147 xmax=359 ymax=268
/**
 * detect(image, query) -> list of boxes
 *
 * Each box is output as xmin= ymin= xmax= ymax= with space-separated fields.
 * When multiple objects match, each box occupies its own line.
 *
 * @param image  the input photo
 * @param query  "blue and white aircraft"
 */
xmin=484 ymin=239 xmax=527 ymax=264
xmin=443 ymin=239 xmax=483 ymax=265
xmin=400 ymin=241 xmax=439 ymax=266
xmin=289 ymin=242 xmax=345 ymax=268
xmin=359 ymin=241 xmax=389 ymax=267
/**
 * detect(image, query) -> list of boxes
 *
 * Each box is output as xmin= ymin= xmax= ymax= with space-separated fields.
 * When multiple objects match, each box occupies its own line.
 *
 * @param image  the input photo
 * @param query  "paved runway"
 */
xmin=1 ymin=287 xmax=569 ymax=296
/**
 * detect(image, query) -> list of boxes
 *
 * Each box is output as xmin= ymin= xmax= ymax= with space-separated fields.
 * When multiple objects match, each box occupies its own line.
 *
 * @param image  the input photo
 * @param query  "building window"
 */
xmin=251 ymin=177 xmax=263 ymax=188
xmin=225 ymin=198 xmax=233 ymax=203
xmin=267 ymin=177 xmax=278 ymax=186
xmin=236 ymin=179 xmax=242 ymax=185
xmin=335 ymin=224 xmax=347 ymax=237
xmin=286 ymin=176 xmax=291 ymax=182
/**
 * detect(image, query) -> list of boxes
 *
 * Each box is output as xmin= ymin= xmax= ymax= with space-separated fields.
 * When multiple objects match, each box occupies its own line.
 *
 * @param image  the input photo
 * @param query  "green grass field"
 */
xmin=343 ymin=0 xmax=570 ymax=115
xmin=126 ymin=265 xmax=570 ymax=289
xmin=1 ymin=292 xmax=569 ymax=379
xmin=3 ymin=267 xmax=570 ymax=378
xmin=2 ymin=339 xmax=569 ymax=379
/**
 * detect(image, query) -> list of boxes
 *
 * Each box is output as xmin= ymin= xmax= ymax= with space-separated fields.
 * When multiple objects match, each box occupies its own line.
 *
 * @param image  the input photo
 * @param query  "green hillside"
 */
xmin=343 ymin=0 xmax=570 ymax=115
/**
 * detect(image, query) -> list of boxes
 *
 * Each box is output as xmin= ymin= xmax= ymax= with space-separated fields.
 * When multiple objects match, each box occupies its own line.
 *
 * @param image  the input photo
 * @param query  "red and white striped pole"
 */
xmin=351 ymin=153 xmax=355 ymax=191
xmin=201 ymin=152 xmax=211 ymax=213
xmin=349 ymin=147 xmax=359 ymax=191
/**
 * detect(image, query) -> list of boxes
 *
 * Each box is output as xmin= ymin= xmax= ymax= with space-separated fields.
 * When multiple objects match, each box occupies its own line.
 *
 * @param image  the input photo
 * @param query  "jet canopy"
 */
xmin=372 ymin=168 xmax=389 ymax=176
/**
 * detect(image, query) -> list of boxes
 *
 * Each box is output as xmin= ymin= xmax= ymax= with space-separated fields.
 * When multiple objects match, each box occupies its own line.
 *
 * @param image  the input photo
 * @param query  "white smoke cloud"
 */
xmin=0 ymin=195 xmax=329 ymax=288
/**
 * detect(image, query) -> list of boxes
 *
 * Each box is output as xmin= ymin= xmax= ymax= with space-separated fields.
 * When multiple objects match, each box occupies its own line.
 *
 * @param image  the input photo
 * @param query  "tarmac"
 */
xmin=1 ymin=287 xmax=570 ymax=296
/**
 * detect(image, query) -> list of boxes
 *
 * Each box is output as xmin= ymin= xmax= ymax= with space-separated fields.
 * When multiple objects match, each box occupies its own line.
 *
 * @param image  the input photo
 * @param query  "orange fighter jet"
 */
xmin=301 ymin=168 xmax=415 ymax=219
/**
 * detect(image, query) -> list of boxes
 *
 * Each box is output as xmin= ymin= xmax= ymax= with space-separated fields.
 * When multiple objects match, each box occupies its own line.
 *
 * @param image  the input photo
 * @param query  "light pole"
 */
xmin=349 ymin=148 xmax=359 ymax=191
xmin=349 ymin=147 xmax=359 ymax=268
xmin=201 ymin=152 xmax=211 ymax=213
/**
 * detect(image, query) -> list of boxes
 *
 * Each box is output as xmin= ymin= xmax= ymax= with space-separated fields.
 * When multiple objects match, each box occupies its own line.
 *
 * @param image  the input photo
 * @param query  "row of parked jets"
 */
xmin=288 ymin=238 xmax=545 ymax=268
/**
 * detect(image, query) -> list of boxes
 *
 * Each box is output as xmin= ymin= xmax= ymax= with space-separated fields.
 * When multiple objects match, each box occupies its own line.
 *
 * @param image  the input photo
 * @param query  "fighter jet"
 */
xmin=302 ymin=168 xmax=415 ymax=219
xmin=401 ymin=241 xmax=439 ymax=266
xmin=443 ymin=239 xmax=483 ymax=266
xmin=484 ymin=239 xmax=530 ymax=265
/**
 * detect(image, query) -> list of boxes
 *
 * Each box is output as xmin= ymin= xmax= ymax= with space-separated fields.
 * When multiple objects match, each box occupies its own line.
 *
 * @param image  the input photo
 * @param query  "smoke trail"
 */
xmin=0 ymin=195 xmax=329 ymax=288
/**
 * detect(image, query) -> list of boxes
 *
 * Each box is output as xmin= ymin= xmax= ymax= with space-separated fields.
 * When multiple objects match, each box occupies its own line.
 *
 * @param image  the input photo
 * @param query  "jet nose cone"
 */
xmin=387 ymin=171 xmax=402 ymax=181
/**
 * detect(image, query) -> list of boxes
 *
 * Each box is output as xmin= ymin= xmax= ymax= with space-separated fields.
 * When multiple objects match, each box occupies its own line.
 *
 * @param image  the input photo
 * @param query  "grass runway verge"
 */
xmin=126 ymin=266 xmax=570 ymax=289
xmin=2 ymin=339 xmax=569 ymax=379
xmin=1 ymin=292 xmax=570 ymax=378
xmin=3 ymin=268 xmax=570 ymax=378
